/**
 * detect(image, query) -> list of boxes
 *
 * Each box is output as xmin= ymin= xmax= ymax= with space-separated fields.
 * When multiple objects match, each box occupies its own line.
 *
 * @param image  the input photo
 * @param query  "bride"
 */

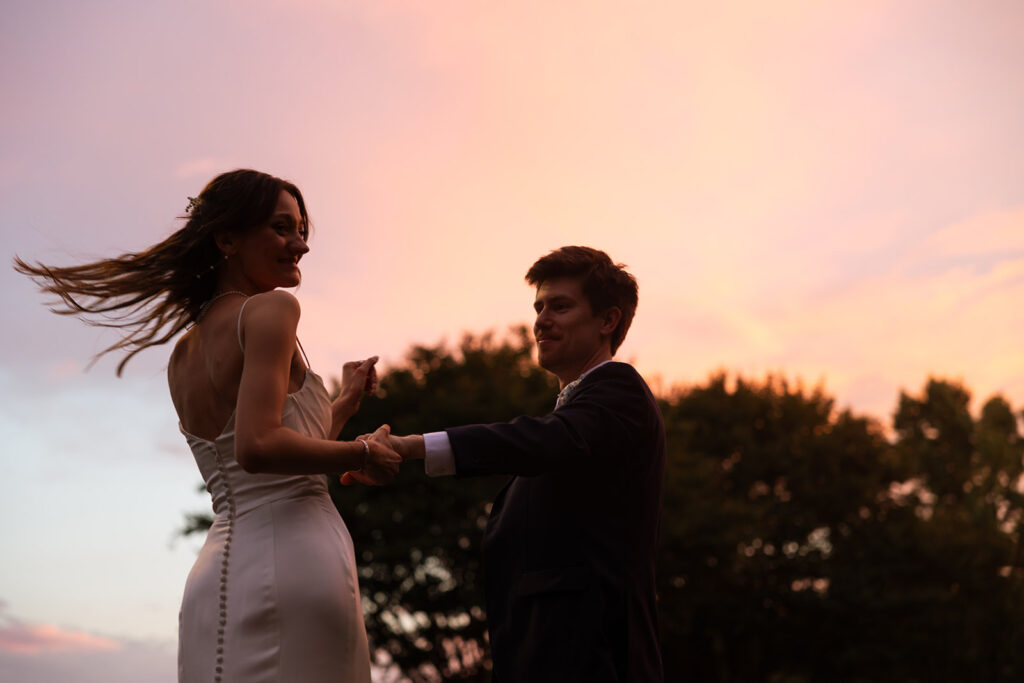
xmin=16 ymin=169 xmax=400 ymax=682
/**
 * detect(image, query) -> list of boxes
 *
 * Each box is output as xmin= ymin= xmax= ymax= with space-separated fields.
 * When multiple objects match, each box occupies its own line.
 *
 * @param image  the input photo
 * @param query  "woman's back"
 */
xmin=168 ymin=294 xmax=305 ymax=442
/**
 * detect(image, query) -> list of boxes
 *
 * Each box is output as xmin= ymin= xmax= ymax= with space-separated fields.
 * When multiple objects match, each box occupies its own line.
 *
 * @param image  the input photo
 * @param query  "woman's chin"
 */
xmin=257 ymin=277 xmax=300 ymax=291
xmin=277 ymin=271 xmax=301 ymax=288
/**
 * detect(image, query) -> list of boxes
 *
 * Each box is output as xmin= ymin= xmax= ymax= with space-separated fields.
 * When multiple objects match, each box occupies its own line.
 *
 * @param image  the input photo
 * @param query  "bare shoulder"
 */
xmin=245 ymin=290 xmax=301 ymax=319
xmin=239 ymin=290 xmax=300 ymax=349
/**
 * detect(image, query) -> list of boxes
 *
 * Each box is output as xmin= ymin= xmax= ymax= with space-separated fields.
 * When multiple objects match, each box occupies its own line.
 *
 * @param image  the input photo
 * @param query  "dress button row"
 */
xmin=213 ymin=451 xmax=236 ymax=683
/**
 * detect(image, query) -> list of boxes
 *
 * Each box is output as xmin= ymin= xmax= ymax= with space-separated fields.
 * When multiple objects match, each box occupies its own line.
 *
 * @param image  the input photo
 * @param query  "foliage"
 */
xmin=181 ymin=331 xmax=1024 ymax=682
xmin=659 ymin=375 xmax=1024 ymax=683
xmin=658 ymin=375 xmax=897 ymax=681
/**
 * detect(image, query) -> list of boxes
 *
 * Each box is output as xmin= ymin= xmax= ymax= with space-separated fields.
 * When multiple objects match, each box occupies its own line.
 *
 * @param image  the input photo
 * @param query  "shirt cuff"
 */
xmin=423 ymin=431 xmax=456 ymax=477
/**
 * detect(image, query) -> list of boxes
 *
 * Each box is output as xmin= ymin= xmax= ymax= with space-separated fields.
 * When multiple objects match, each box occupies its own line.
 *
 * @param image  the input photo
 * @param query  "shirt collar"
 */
xmin=555 ymin=360 xmax=613 ymax=409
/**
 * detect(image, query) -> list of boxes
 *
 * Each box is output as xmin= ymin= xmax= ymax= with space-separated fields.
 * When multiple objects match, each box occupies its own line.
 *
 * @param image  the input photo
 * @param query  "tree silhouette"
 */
xmin=180 ymin=333 xmax=1024 ymax=682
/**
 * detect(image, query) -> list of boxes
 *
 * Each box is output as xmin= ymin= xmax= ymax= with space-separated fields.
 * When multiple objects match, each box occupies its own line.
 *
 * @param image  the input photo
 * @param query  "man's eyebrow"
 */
xmin=535 ymin=295 xmax=574 ymax=306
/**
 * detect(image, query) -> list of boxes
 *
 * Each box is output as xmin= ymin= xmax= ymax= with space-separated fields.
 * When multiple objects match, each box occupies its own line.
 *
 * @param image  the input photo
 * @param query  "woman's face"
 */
xmin=229 ymin=190 xmax=310 ymax=292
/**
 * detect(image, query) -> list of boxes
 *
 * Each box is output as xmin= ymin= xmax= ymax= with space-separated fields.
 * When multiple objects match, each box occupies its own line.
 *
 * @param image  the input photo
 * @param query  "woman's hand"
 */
xmin=340 ymin=424 xmax=402 ymax=486
xmin=333 ymin=356 xmax=379 ymax=422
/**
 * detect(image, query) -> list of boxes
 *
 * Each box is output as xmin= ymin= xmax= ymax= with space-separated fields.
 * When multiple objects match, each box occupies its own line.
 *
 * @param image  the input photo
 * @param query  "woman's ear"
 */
xmin=213 ymin=231 xmax=239 ymax=257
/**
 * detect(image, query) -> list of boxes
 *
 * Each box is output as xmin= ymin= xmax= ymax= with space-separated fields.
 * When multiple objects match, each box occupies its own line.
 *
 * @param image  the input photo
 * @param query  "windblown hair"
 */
xmin=525 ymin=245 xmax=638 ymax=354
xmin=13 ymin=169 xmax=309 ymax=375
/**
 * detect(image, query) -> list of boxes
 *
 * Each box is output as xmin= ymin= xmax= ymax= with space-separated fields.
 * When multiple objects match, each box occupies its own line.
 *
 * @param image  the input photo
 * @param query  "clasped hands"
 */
xmin=335 ymin=356 xmax=422 ymax=487
xmin=340 ymin=431 xmax=424 ymax=486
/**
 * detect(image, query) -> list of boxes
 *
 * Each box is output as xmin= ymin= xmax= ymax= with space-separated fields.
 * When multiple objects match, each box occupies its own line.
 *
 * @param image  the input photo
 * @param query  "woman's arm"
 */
xmin=233 ymin=290 xmax=399 ymax=482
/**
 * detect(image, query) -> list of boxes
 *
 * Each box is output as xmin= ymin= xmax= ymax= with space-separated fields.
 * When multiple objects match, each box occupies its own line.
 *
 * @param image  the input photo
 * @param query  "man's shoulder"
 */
xmin=577 ymin=361 xmax=656 ymax=405
xmin=584 ymin=361 xmax=647 ymax=388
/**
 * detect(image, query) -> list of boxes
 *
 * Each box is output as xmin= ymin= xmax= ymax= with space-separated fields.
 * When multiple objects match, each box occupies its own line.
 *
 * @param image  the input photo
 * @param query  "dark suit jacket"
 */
xmin=447 ymin=361 xmax=665 ymax=682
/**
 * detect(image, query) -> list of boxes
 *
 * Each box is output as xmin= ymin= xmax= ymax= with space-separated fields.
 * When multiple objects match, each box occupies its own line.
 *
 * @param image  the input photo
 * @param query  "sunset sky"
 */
xmin=2 ymin=1 xmax=1023 ymax=680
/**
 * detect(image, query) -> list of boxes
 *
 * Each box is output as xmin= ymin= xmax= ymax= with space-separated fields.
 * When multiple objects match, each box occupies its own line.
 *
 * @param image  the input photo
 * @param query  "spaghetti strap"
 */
xmin=237 ymin=298 xmax=251 ymax=352
xmin=296 ymin=337 xmax=312 ymax=371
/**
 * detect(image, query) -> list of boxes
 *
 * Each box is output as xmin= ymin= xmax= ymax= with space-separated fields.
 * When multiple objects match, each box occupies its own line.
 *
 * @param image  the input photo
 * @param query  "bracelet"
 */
xmin=355 ymin=438 xmax=370 ymax=472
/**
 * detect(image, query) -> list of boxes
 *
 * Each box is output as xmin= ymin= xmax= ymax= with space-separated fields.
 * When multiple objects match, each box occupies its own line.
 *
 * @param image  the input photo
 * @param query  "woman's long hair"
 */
xmin=13 ymin=169 xmax=310 ymax=375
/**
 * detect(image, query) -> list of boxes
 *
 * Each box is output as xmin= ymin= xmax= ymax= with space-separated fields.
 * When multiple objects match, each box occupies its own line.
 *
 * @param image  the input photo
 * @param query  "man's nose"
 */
xmin=535 ymin=308 xmax=552 ymax=328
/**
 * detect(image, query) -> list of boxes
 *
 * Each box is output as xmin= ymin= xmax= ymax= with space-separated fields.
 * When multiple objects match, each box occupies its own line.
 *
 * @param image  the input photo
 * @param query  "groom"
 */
xmin=378 ymin=246 xmax=665 ymax=682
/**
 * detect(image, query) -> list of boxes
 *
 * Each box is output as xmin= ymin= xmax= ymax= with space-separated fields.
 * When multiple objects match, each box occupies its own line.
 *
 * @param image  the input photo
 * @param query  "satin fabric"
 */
xmin=177 ymin=370 xmax=370 ymax=683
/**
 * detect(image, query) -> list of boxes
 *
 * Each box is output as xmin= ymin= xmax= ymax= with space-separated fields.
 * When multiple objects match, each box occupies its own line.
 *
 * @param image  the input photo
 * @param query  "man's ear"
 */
xmin=599 ymin=307 xmax=622 ymax=337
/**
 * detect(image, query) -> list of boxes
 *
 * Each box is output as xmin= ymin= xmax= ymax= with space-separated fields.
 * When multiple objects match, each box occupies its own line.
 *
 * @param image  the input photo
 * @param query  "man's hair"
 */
xmin=525 ymin=246 xmax=638 ymax=354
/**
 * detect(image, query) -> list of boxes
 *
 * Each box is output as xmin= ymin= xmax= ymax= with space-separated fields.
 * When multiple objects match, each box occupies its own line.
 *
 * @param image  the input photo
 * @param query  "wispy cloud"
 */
xmin=45 ymin=359 xmax=83 ymax=380
xmin=923 ymin=207 xmax=1024 ymax=260
xmin=0 ymin=610 xmax=120 ymax=655
xmin=0 ymin=641 xmax=175 ymax=682
xmin=0 ymin=605 xmax=176 ymax=683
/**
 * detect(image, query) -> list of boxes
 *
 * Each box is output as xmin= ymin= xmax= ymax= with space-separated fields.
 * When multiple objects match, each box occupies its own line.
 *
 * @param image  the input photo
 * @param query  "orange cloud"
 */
xmin=923 ymin=207 xmax=1024 ymax=259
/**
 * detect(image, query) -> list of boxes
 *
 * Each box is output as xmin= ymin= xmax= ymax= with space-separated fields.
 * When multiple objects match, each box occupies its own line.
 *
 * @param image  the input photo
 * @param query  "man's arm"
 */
xmin=392 ymin=364 xmax=652 ymax=477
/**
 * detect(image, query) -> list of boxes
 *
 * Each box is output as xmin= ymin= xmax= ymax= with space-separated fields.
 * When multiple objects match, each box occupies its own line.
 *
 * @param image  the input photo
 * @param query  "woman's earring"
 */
xmin=196 ymin=254 xmax=228 ymax=279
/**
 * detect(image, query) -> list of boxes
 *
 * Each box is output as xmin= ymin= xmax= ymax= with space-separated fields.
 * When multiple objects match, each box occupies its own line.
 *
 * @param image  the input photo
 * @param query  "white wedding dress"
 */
xmin=177 ymin=320 xmax=370 ymax=682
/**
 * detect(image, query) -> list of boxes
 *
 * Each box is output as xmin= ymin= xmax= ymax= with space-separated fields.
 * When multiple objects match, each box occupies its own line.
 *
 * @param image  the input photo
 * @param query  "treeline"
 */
xmin=185 ymin=327 xmax=1024 ymax=682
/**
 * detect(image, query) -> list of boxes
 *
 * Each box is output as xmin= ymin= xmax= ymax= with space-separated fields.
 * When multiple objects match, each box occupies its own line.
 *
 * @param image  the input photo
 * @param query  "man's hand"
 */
xmin=340 ymin=423 xmax=401 ymax=486
xmin=389 ymin=434 xmax=426 ymax=461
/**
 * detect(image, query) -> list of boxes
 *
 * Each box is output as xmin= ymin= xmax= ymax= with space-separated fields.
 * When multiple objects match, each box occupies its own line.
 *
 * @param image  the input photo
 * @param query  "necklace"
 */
xmin=196 ymin=290 xmax=248 ymax=321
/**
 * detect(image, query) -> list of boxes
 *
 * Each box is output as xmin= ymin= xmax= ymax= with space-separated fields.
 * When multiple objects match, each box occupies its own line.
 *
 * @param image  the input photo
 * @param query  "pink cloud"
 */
xmin=0 ymin=630 xmax=175 ymax=683
xmin=0 ymin=620 xmax=121 ymax=656
xmin=45 ymin=359 xmax=83 ymax=379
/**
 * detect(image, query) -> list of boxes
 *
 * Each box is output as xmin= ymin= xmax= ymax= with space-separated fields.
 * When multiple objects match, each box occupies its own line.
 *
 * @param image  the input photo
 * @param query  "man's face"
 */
xmin=533 ymin=277 xmax=608 ymax=380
